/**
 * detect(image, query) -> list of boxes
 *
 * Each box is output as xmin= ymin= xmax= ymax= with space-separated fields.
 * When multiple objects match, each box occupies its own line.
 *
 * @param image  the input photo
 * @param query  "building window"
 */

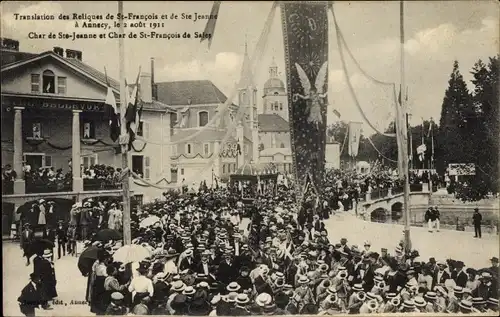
xmin=280 ymin=103 xmax=283 ymax=111
xmin=82 ymin=121 xmax=96 ymax=139
xmin=203 ymin=143 xmax=210 ymax=156
xmin=223 ymin=164 xmax=226 ymax=174
xmin=57 ymin=77 xmax=67 ymax=95
xmin=253 ymin=90 xmax=257 ymax=105
xmin=198 ymin=111 xmax=209 ymax=127
xmin=185 ymin=143 xmax=192 ymax=155
xmin=82 ymin=154 xmax=98 ymax=169
xmin=42 ymin=70 xmax=55 ymax=93
xmin=31 ymin=74 xmax=40 ymax=93
xmin=31 ymin=123 xmax=42 ymax=139
xmin=181 ymin=168 xmax=184 ymax=175
xmin=280 ymin=143 xmax=285 ymax=148
xmin=132 ymin=155 xmax=144 ymax=178
xmin=44 ymin=155 xmax=52 ymax=168
xmin=170 ymin=113 xmax=177 ymax=127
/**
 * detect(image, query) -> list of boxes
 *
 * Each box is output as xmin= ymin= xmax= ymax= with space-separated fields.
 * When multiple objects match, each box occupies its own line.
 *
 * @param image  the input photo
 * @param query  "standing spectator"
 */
xmin=20 ymin=223 xmax=34 ymax=266
xmin=433 ymin=206 xmax=440 ymax=232
xmin=56 ymin=221 xmax=67 ymax=259
xmin=425 ymin=207 xmax=434 ymax=233
xmin=80 ymin=203 xmax=92 ymax=241
xmin=473 ymin=208 xmax=482 ymax=238
xmin=67 ymin=224 xmax=77 ymax=256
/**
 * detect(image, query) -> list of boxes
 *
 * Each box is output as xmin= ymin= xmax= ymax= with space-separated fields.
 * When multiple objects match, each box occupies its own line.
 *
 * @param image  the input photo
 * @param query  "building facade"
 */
xmin=1 ymin=38 xmax=175 ymax=205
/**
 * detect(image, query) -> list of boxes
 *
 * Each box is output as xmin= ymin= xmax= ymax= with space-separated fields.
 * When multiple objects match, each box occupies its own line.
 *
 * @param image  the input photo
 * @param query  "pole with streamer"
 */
xmin=118 ymin=0 xmax=131 ymax=245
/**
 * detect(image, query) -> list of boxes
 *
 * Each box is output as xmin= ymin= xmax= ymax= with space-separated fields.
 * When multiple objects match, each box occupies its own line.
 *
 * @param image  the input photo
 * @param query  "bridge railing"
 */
xmin=364 ymin=184 xmax=429 ymax=202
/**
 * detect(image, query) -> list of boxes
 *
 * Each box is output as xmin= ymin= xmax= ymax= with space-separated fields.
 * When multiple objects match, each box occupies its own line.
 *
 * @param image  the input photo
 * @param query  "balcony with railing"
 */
xmin=83 ymin=178 xmax=122 ymax=191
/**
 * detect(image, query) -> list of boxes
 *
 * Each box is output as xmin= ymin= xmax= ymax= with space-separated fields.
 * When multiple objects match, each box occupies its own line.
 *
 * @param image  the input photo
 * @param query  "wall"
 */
xmin=2 ymin=59 xmax=107 ymax=100
xmin=262 ymin=89 xmax=288 ymax=120
xmin=259 ymin=131 xmax=290 ymax=150
xmin=170 ymin=104 xmax=219 ymax=129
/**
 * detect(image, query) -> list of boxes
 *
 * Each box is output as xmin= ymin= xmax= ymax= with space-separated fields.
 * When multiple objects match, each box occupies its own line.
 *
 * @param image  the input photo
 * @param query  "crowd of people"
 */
xmin=17 ymin=175 xmax=499 ymax=315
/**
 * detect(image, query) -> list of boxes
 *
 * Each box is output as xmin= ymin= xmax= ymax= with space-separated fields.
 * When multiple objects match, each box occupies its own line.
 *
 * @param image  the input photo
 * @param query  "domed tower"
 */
xmin=262 ymin=57 xmax=288 ymax=120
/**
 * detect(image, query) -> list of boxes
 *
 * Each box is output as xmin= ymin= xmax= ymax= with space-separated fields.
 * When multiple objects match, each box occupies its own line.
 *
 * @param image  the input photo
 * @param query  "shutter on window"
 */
xmin=144 ymin=156 xmax=150 ymax=180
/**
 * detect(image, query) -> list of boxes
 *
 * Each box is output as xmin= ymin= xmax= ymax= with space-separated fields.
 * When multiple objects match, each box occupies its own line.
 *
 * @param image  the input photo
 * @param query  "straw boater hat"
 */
xmin=42 ymin=249 xmax=52 ymax=258
xmin=352 ymin=284 xmax=364 ymax=292
xmin=425 ymin=292 xmax=437 ymax=301
xmin=236 ymin=293 xmax=250 ymax=305
xmin=171 ymin=281 xmax=186 ymax=293
xmin=414 ymin=297 xmax=426 ymax=308
xmin=458 ymin=300 xmax=473 ymax=312
xmin=326 ymin=286 xmax=337 ymax=295
xmin=297 ymin=275 xmax=310 ymax=285
xmin=472 ymin=297 xmax=486 ymax=306
xmin=402 ymin=300 xmax=415 ymax=309
xmin=487 ymin=298 xmax=499 ymax=306
xmin=111 ymin=292 xmax=124 ymax=302
xmin=183 ymin=286 xmax=196 ymax=296
xmin=386 ymin=293 xmax=397 ymax=299
xmin=226 ymin=282 xmax=241 ymax=292
xmin=255 ymin=293 xmax=272 ymax=307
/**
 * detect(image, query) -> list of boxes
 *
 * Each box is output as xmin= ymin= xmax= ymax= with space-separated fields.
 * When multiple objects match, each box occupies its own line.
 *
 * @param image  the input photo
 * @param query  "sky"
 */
xmin=2 ymin=1 xmax=498 ymax=133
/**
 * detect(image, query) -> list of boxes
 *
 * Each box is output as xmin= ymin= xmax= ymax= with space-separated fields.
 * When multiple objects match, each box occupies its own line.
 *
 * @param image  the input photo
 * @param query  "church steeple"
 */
xmin=238 ymin=36 xmax=254 ymax=89
xmin=269 ymin=56 xmax=278 ymax=78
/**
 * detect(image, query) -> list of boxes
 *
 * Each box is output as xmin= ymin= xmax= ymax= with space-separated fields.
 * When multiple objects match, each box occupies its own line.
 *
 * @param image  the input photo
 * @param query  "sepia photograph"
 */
xmin=1 ymin=0 xmax=499 ymax=316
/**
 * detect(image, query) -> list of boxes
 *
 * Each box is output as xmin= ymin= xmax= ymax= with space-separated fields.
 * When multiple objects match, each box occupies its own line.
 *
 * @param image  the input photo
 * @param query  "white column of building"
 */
xmin=13 ymin=106 xmax=25 ymax=194
xmin=72 ymin=110 xmax=83 ymax=192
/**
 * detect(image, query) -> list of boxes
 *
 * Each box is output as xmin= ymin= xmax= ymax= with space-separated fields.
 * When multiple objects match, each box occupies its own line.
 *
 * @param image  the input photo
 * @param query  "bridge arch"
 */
xmin=371 ymin=207 xmax=389 ymax=223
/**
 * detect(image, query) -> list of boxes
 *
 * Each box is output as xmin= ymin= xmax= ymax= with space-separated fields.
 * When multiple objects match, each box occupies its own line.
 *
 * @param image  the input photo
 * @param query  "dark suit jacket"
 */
xmin=453 ymin=270 xmax=468 ymax=288
xmin=432 ymin=270 xmax=451 ymax=290
xmin=179 ymin=257 xmax=196 ymax=272
xmin=18 ymin=282 xmax=43 ymax=313
xmin=20 ymin=229 xmax=34 ymax=249
xmin=217 ymin=260 xmax=238 ymax=285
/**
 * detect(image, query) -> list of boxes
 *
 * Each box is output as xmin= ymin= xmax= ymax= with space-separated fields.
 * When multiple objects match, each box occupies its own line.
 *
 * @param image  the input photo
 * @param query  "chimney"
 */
xmin=140 ymin=72 xmax=152 ymax=103
xmin=53 ymin=47 xmax=64 ymax=57
xmin=65 ymin=49 xmax=82 ymax=61
xmin=151 ymin=57 xmax=157 ymax=101
xmin=1 ymin=38 xmax=20 ymax=51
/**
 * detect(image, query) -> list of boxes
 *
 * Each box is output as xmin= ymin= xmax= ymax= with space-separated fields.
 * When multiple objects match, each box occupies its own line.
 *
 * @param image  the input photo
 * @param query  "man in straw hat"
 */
xmin=105 ymin=292 xmax=128 ymax=315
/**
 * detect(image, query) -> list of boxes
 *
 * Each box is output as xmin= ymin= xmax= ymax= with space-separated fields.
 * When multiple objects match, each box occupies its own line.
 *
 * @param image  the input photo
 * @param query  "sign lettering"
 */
xmin=2 ymin=97 xmax=105 ymax=112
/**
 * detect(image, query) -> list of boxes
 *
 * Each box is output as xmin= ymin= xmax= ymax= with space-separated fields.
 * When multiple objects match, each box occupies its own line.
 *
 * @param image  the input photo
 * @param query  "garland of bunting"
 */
xmin=21 ymin=137 xmax=146 ymax=153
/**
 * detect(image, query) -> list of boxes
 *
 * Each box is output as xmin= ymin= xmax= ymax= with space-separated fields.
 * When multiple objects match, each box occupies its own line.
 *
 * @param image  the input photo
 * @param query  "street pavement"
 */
xmin=2 ymin=242 xmax=91 ymax=317
xmin=325 ymin=211 xmax=499 ymax=269
xmin=3 ymin=214 xmax=497 ymax=316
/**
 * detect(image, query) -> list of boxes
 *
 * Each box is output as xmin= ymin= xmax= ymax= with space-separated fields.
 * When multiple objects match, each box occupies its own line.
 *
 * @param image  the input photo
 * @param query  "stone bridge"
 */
xmin=359 ymin=186 xmax=431 ymax=221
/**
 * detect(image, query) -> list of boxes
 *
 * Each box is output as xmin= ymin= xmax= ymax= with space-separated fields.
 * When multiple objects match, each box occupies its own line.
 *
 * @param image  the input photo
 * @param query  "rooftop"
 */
xmin=156 ymin=80 xmax=229 ymax=106
xmin=258 ymin=113 xmax=289 ymax=132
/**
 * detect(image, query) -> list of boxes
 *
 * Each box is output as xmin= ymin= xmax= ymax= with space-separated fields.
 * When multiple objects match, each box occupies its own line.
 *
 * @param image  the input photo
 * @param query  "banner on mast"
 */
xmin=348 ymin=121 xmax=363 ymax=158
xmin=281 ymin=1 xmax=329 ymax=199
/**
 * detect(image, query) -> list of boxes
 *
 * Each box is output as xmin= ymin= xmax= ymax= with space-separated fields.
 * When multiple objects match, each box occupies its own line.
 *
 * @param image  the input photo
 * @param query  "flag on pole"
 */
xmin=200 ymin=1 xmax=221 ymax=49
xmin=104 ymin=68 xmax=120 ymax=142
xmin=427 ymin=118 xmax=433 ymax=137
xmin=348 ymin=121 xmax=363 ymax=158
xmin=124 ymin=68 xmax=141 ymax=150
